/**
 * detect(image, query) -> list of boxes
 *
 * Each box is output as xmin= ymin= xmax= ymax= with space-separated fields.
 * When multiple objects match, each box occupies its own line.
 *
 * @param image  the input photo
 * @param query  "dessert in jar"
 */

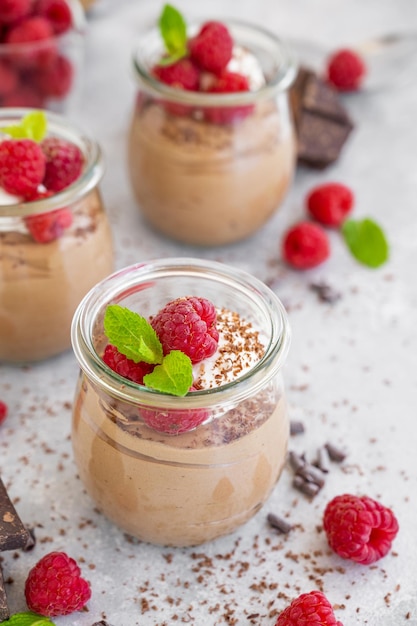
xmin=128 ymin=5 xmax=297 ymax=246
xmin=71 ymin=257 xmax=291 ymax=547
xmin=0 ymin=0 xmax=85 ymax=113
xmin=0 ymin=108 xmax=114 ymax=363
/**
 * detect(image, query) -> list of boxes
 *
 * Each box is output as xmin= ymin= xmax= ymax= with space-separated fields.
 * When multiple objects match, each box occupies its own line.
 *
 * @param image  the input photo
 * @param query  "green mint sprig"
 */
xmin=0 ymin=111 xmax=47 ymax=143
xmin=103 ymin=304 xmax=193 ymax=397
xmin=157 ymin=4 xmax=188 ymax=66
xmin=342 ymin=217 xmax=389 ymax=268
xmin=0 ymin=612 xmax=55 ymax=626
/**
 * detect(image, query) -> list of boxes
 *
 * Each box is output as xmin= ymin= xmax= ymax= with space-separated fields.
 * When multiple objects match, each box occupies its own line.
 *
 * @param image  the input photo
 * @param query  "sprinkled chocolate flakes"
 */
xmin=288 ymin=442 xmax=348 ymax=497
xmin=267 ymin=513 xmax=293 ymax=534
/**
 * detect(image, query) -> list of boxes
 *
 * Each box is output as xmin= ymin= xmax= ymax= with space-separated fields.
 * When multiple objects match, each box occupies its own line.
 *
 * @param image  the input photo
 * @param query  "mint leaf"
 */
xmin=158 ymin=4 xmax=187 ymax=58
xmin=1 ymin=612 xmax=55 ymax=626
xmin=0 ymin=111 xmax=47 ymax=142
xmin=144 ymin=350 xmax=193 ymax=396
xmin=342 ymin=217 xmax=389 ymax=268
xmin=104 ymin=305 xmax=163 ymax=364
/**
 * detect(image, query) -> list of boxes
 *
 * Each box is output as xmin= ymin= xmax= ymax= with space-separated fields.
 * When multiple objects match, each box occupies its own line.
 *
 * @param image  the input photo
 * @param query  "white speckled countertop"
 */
xmin=1 ymin=0 xmax=417 ymax=624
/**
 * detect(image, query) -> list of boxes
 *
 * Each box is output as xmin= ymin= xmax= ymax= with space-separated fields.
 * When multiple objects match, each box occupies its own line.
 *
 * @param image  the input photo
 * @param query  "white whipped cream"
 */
xmin=0 ymin=187 xmax=21 ymax=205
xmin=227 ymin=45 xmax=266 ymax=90
xmin=192 ymin=307 xmax=266 ymax=390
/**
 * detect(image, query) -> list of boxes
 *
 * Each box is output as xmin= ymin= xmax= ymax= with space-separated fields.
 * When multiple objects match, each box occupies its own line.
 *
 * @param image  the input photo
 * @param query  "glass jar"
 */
xmin=128 ymin=21 xmax=297 ymax=246
xmin=71 ymin=258 xmax=291 ymax=547
xmin=0 ymin=0 xmax=85 ymax=114
xmin=0 ymin=108 xmax=114 ymax=363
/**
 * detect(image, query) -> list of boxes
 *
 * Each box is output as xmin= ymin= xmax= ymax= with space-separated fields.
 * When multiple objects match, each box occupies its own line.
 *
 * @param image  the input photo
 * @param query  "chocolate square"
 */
xmin=0 ymin=478 xmax=31 ymax=552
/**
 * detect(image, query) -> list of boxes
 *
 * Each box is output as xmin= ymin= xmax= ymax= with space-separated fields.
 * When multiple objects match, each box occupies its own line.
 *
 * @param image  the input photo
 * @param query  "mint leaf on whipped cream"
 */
xmin=0 ymin=111 xmax=47 ymax=142
xmin=144 ymin=350 xmax=193 ymax=397
xmin=342 ymin=217 xmax=389 ymax=268
xmin=104 ymin=304 xmax=163 ymax=364
xmin=158 ymin=4 xmax=187 ymax=65
xmin=0 ymin=612 xmax=55 ymax=626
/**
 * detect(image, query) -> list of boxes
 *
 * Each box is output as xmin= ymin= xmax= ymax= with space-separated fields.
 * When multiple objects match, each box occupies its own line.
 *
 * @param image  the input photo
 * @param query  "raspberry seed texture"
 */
xmin=276 ymin=590 xmax=344 ymax=626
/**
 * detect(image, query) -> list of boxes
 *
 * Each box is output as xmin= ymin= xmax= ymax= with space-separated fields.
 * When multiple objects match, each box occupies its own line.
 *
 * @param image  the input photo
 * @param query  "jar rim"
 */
xmin=132 ymin=19 xmax=297 ymax=106
xmin=71 ymin=258 xmax=291 ymax=409
xmin=0 ymin=108 xmax=104 ymax=218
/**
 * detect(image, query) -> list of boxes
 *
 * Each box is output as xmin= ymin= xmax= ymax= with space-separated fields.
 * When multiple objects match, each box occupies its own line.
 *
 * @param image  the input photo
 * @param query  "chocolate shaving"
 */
xmin=290 ymin=420 xmax=305 ymax=436
xmin=293 ymin=475 xmax=320 ymax=497
xmin=288 ymin=450 xmax=306 ymax=473
xmin=315 ymin=445 xmax=331 ymax=473
xmin=296 ymin=464 xmax=326 ymax=488
xmin=0 ymin=564 xmax=9 ymax=622
xmin=0 ymin=478 xmax=31 ymax=551
xmin=267 ymin=513 xmax=293 ymax=534
xmin=309 ymin=281 xmax=342 ymax=304
xmin=325 ymin=442 xmax=347 ymax=463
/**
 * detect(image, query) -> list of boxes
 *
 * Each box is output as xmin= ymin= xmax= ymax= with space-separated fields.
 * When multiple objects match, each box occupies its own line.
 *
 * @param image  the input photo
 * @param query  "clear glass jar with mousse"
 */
xmin=0 ymin=108 xmax=114 ymax=363
xmin=128 ymin=21 xmax=297 ymax=246
xmin=71 ymin=258 xmax=291 ymax=547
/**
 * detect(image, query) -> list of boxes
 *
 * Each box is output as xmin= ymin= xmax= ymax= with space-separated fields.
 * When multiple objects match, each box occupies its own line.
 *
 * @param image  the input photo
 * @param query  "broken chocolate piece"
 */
xmin=290 ymin=66 xmax=354 ymax=168
xmin=293 ymin=474 xmax=320 ymax=497
xmin=297 ymin=463 xmax=326 ymax=488
xmin=315 ymin=445 xmax=331 ymax=473
xmin=0 ymin=478 xmax=31 ymax=552
xmin=325 ymin=442 xmax=347 ymax=463
xmin=267 ymin=513 xmax=293 ymax=534
xmin=290 ymin=420 xmax=305 ymax=436
xmin=309 ymin=281 xmax=342 ymax=304
xmin=0 ymin=564 xmax=9 ymax=622
xmin=288 ymin=450 xmax=306 ymax=473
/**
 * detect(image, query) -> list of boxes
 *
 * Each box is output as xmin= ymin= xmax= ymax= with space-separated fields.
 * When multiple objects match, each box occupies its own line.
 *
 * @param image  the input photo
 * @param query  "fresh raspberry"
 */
xmin=41 ymin=137 xmax=84 ymax=192
xmin=282 ymin=221 xmax=330 ymax=270
xmin=189 ymin=21 xmax=233 ymax=75
xmin=25 ymin=207 xmax=73 ymax=243
xmin=323 ymin=494 xmax=399 ymax=565
xmin=151 ymin=296 xmax=219 ymax=364
xmin=24 ymin=551 xmax=91 ymax=617
xmin=35 ymin=0 xmax=73 ymax=35
xmin=0 ymin=0 xmax=31 ymax=24
xmin=0 ymin=61 xmax=18 ymax=97
xmin=276 ymin=590 xmax=343 ymax=626
xmin=29 ymin=54 xmax=73 ymax=98
xmin=5 ymin=16 xmax=56 ymax=68
xmin=306 ymin=182 xmax=354 ymax=227
xmin=1 ymin=85 xmax=45 ymax=108
xmin=0 ymin=401 xmax=8 ymax=426
xmin=205 ymin=70 xmax=253 ymax=124
xmin=0 ymin=139 xmax=46 ymax=197
xmin=140 ymin=387 xmax=209 ymax=435
xmin=326 ymin=48 xmax=366 ymax=91
xmin=102 ymin=344 xmax=153 ymax=385
xmin=153 ymin=57 xmax=200 ymax=91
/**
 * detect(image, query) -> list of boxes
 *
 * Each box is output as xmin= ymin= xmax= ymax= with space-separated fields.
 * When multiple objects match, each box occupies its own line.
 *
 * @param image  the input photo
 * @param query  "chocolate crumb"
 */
xmin=290 ymin=420 xmax=305 ymax=436
xmin=325 ymin=442 xmax=347 ymax=463
xmin=309 ymin=282 xmax=342 ymax=303
xmin=267 ymin=513 xmax=293 ymax=534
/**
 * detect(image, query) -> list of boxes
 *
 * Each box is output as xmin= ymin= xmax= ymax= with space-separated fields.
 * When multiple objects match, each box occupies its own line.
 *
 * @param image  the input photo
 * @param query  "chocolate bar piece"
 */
xmin=0 ymin=564 xmax=9 ymax=621
xmin=290 ymin=66 xmax=354 ymax=168
xmin=0 ymin=478 xmax=31 ymax=552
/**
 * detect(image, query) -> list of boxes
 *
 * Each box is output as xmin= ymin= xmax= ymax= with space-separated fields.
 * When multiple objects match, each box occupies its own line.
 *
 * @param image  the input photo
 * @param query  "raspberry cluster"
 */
xmin=152 ymin=19 xmax=254 ymax=124
xmin=0 ymin=129 xmax=85 ymax=243
xmin=0 ymin=0 xmax=75 ymax=109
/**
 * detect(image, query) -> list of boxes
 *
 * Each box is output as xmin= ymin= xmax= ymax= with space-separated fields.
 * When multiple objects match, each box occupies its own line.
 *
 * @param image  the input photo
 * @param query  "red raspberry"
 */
xmin=151 ymin=296 xmax=219 ymax=364
xmin=276 ymin=590 xmax=343 ymax=626
xmin=29 ymin=54 xmax=73 ymax=98
xmin=0 ymin=0 xmax=31 ymax=24
xmin=41 ymin=137 xmax=84 ymax=192
xmin=153 ymin=57 xmax=200 ymax=91
xmin=2 ymin=85 xmax=45 ymax=108
xmin=323 ymin=494 xmax=399 ymax=565
xmin=306 ymin=182 xmax=354 ymax=227
xmin=326 ymin=48 xmax=366 ymax=92
xmin=0 ymin=139 xmax=46 ymax=197
xmin=5 ymin=16 xmax=56 ymax=68
xmin=25 ymin=207 xmax=73 ymax=243
xmin=282 ymin=221 xmax=330 ymax=270
xmin=102 ymin=344 xmax=153 ymax=385
xmin=0 ymin=401 xmax=8 ymax=426
xmin=189 ymin=21 xmax=233 ymax=75
xmin=0 ymin=61 xmax=18 ymax=97
xmin=24 ymin=551 xmax=91 ymax=617
xmin=205 ymin=71 xmax=253 ymax=124
xmin=140 ymin=391 xmax=209 ymax=435
xmin=35 ymin=0 xmax=73 ymax=35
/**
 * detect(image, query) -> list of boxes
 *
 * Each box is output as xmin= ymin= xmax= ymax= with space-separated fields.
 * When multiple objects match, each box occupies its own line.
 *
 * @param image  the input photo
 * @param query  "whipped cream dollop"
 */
xmin=227 ymin=45 xmax=266 ymax=90
xmin=192 ymin=307 xmax=266 ymax=390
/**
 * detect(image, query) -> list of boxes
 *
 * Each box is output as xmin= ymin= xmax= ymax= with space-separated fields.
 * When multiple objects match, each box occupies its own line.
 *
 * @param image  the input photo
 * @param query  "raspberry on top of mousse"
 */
xmin=0 ymin=109 xmax=85 ymax=243
xmin=150 ymin=4 xmax=261 ymax=123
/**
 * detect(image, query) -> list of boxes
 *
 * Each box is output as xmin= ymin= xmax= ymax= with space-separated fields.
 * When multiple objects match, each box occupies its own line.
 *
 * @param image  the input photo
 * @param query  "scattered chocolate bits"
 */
xmin=309 ymin=281 xmax=342 ymax=304
xmin=288 ymin=442 xmax=348 ymax=497
xmin=267 ymin=513 xmax=293 ymax=534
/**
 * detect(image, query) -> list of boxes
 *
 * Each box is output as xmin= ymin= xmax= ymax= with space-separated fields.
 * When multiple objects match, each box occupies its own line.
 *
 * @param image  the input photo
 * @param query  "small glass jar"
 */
xmin=0 ymin=0 xmax=85 ymax=114
xmin=0 ymin=108 xmax=114 ymax=363
xmin=71 ymin=258 xmax=291 ymax=547
xmin=128 ymin=21 xmax=297 ymax=246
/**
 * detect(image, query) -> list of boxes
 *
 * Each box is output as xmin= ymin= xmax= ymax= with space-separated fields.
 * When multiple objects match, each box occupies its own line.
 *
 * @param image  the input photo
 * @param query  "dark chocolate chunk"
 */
xmin=290 ymin=420 xmax=305 ymax=436
xmin=315 ymin=445 xmax=331 ymax=473
xmin=293 ymin=475 xmax=320 ymax=497
xmin=325 ymin=442 xmax=347 ymax=463
xmin=290 ymin=66 xmax=354 ymax=168
xmin=288 ymin=450 xmax=306 ymax=473
xmin=267 ymin=513 xmax=293 ymax=534
xmin=309 ymin=281 xmax=342 ymax=304
xmin=0 ymin=564 xmax=9 ymax=622
xmin=0 ymin=478 xmax=31 ymax=552
xmin=296 ymin=463 xmax=326 ymax=488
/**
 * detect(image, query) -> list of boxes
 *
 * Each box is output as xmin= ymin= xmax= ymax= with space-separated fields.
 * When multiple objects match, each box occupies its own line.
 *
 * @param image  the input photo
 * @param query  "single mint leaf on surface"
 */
xmin=158 ymin=4 xmax=187 ymax=58
xmin=1 ymin=612 xmax=55 ymax=626
xmin=103 ymin=305 xmax=163 ymax=364
xmin=144 ymin=350 xmax=193 ymax=396
xmin=342 ymin=217 xmax=389 ymax=268
xmin=0 ymin=111 xmax=47 ymax=142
